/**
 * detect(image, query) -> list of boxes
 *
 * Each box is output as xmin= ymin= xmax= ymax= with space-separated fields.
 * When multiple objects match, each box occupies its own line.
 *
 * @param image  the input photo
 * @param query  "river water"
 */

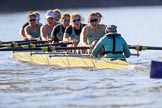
xmin=0 ymin=6 xmax=162 ymax=108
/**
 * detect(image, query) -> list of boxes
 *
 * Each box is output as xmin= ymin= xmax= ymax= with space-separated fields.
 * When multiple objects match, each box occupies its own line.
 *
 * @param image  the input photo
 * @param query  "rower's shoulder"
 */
xmin=100 ymin=24 xmax=107 ymax=30
xmin=24 ymin=25 xmax=30 ymax=30
xmin=81 ymin=25 xmax=89 ymax=33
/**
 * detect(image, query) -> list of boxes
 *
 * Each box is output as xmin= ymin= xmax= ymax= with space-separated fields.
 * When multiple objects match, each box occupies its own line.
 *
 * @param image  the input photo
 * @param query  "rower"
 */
xmin=79 ymin=12 xmax=106 ymax=53
xmin=40 ymin=10 xmax=57 ymax=42
xmin=51 ymin=13 xmax=70 ymax=43
xmin=63 ymin=12 xmax=86 ymax=47
xmin=95 ymin=11 xmax=103 ymax=24
xmin=24 ymin=12 xmax=42 ymax=40
xmin=53 ymin=8 xmax=62 ymax=24
xmin=91 ymin=25 xmax=131 ymax=61
xmin=19 ymin=11 xmax=42 ymax=40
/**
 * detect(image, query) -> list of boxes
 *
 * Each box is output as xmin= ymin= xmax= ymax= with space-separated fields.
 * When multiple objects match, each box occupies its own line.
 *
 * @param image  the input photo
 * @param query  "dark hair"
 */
xmin=105 ymin=25 xmax=117 ymax=33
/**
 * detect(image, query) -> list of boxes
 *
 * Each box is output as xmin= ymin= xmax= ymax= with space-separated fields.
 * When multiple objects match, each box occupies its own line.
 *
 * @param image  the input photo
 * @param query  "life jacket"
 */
xmin=104 ymin=33 xmax=123 ymax=54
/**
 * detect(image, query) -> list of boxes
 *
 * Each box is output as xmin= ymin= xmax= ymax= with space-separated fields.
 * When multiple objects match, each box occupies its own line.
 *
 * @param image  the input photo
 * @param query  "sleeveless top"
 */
xmin=45 ymin=22 xmax=59 ymax=38
xmin=45 ymin=24 xmax=52 ymax=38
xmin=29 ymin=24 xmax=41 ymax=38
xmin=56 ymin=24 xmax=64 ymax=41
xmin=87 ymin=25 xmax=104 ymax=44
xmin=70 ymin=24 xmax=84 ymax=41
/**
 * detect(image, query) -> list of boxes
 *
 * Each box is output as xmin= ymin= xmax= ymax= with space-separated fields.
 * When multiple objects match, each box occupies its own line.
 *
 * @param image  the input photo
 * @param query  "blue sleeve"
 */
xmin=123 ymin=39 xmax=131 ymax=58
xmin=91 ymin=37 xmax=104 ymax=58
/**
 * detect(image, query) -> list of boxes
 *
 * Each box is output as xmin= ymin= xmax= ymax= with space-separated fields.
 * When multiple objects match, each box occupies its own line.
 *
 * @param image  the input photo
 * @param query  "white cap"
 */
xmin=45 ymin=11 xmax=55 ymax=19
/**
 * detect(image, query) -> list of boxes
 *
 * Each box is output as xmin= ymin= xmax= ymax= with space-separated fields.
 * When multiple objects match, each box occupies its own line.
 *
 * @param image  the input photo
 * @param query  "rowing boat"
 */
xmin=12 ymin=51 xmax=136 ymax=70
xmin=1 ymin=40 xmax=159 ymax=70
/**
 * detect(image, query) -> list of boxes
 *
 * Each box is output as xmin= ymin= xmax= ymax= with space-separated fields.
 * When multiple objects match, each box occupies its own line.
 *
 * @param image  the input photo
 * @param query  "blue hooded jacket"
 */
xmin=91 ymin=33 xmax=131 ymax=59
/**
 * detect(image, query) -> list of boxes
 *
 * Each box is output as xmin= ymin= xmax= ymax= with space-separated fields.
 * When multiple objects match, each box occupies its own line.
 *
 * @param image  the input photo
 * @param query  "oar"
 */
xmin=15 ymin=41 xmax=72 ymax=48
xmin=0 ymin=40 xmax=37 ymax=45
xmin=129 ymin=45 xmax=162 ymax=51
xmin=35 ymin=42 xmax=72 ymax=47
xmin=0 ymin=46 xmax=90 ymax=52
xmin=0 ymin=41 xmax=72 ymax=48
xmin=0 ymin=40 xmax=48 ymax=48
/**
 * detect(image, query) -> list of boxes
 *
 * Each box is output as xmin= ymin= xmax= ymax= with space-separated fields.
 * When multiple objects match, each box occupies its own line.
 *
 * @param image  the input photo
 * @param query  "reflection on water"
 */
xmin=0 ymin=6 xmax=162 ymax=107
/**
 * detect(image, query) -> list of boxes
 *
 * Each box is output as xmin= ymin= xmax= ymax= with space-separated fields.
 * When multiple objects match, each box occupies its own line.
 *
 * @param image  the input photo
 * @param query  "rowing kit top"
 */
xmin=28 ymin=23 xmax=42 ymax=38
xmin=44 ymin=22 xmax=59 ymax=39
xmin=64 ymin=24 xmax=86 ymax=41
xmin=87 ymin=25 xmax=105 ymax=44
xmin=91 ymin=33 xmax=131 ymax=59
xmin=51 ymin=24 xmax=66 ymax=42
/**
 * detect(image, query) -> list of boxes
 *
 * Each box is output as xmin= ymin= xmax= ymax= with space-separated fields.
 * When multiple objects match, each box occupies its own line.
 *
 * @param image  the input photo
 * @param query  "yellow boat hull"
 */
xmin=12 ymin=52 xmax=135 ymax=70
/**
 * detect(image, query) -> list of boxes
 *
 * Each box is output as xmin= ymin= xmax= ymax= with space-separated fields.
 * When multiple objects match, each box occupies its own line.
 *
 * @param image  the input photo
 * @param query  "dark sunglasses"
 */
xmin=90 ymin=19 xmax=98 ymax=23
xmin=29 ymin=19 xmax=36 ymax=22
xmin=73 ymin=18 xmax=80 ymax=22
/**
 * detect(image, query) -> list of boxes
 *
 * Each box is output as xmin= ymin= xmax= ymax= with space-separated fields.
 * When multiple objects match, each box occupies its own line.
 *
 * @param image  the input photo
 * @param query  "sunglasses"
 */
xmin=73 ymin=18 xmax=80 ymax=22
xmin=90 ymin=19 xmax=98 ymax=23
xmin=29 ymin=19 xmax=36 ymax=22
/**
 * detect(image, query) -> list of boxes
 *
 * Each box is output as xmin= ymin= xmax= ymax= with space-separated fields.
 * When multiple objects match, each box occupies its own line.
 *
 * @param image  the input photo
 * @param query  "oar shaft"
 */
xmin=55 ymin=47 xmax=90 ymax=50
xmin=35 ymin=42 xmax=72 ymax=47
xmin=0 ymin=47 xmax=42 ymax=51
xmin=144 ymin=46 xmax=162 ymax=50
xmin=129 ymin=45 xmax=162 ymax=50
xmin=0 ymin=41 xmax=47 ymax=48
xmin=0 ymin=46 xmax=90 ymax=52
xmin=1 ymin=40 xmax=37 ymax=44
xmin=18 ymin=41 xmax=48 ymax=45
xmin=0 ymin=41 xmax=72 ymax=48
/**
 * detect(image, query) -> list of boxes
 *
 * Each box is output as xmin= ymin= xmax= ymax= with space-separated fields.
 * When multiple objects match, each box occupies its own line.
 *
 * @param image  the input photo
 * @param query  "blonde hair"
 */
xmin=87 ymin=12 xmax=98 ymax=23
xmin=70 ymin=12 xmax=81 ymax=22
xmin=95 ymin=11 xmax=103 ymax=18
xmin=33 ymin=11 xmax=40 ymax=16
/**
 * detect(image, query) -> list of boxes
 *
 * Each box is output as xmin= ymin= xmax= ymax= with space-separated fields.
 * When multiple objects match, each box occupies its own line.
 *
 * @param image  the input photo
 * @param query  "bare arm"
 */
xmin=63 ymin=26 xmax=71 ymax=42
xmin=19 ymin=28 xmax=28 ymax=40
xmin=25 ymin=26 xmax=40 ymax=41
xmin=40 ymin=25 xmax=48 ymax=41
xmin=63 ymin=33 xmax=70 ymax=42
xmin=80 ymin=26 xmax=89 ymax=46
xmin=101 ymin=24 xmax=107 ymax=33
xmin=24 ymin=26 xmax=33 ymax=40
